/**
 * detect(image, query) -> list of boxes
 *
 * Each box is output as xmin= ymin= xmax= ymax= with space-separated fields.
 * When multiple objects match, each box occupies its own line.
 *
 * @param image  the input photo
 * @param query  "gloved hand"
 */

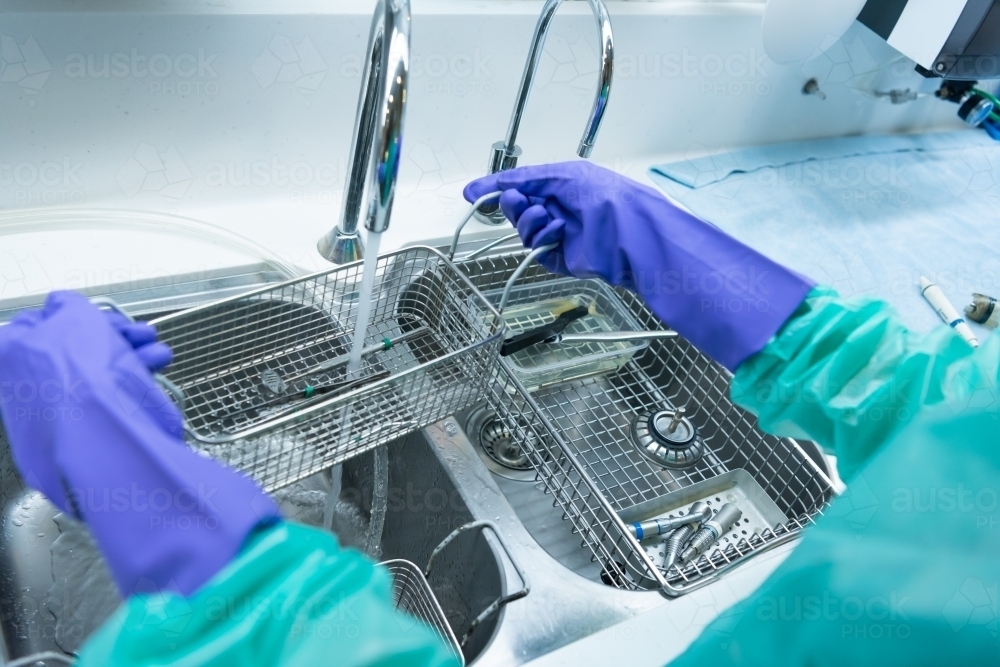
xmin=464 ymin=162 xmax=815 ymax=370
xmin=0 ymin=291 xmax=280 ymax=597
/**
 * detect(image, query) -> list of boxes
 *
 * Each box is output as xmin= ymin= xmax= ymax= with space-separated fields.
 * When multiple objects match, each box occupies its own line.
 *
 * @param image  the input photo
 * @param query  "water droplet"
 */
xmin=11 ymin=519 xmax=23 ymax=527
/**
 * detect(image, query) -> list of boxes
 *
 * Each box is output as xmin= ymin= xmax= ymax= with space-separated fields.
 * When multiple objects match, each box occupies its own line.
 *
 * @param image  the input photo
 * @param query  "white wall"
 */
xmin=0 ymin=0 xmax=964 ymax=282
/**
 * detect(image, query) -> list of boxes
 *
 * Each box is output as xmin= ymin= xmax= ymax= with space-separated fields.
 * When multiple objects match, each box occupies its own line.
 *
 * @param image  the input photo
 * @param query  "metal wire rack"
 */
xmin=454 ymin=248 xmax=835 ymax=596
xmin=383 ymin=559 xmax=465 ymax=665
xmin=150 ymin=246 xmax=503 ymax=492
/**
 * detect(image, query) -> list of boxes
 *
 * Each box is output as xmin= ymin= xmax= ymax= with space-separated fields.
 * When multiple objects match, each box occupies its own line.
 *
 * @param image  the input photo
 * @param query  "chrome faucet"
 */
xmin=318 ymin=0 xmax=411 ymax=264
xmin=476 ymin=0 xmax=614 ymax=225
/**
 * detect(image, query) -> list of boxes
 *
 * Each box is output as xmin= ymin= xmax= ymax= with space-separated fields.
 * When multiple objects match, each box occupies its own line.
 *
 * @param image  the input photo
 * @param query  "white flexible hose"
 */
xmin=448 ymin=191 xmax=503 ymax=260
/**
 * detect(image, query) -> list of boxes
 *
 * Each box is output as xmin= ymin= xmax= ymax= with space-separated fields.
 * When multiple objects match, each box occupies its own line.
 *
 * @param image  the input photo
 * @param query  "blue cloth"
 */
xmin=649 ymin=131 xmax=1000 ymax=333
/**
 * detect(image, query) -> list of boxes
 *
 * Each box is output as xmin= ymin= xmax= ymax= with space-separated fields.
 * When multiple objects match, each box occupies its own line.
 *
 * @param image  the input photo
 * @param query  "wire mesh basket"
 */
xmin=454 ymin=248 xmax=835 ymax=596
xmin=383 ymin=559 xmax=464 ymax=665
xmin=150 ymin=246 xmax=503 ymax=492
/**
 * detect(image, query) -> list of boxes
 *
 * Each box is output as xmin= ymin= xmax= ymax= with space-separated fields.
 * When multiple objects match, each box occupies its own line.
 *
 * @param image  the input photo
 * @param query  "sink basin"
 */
xmin=0 ymin=270 xmax=638 ymax=666
xmin=0 ymin=426 xmax=510 ymax=665
xmin=0 ymin=272 xmax=509 ymax=666
xmin=0 ymin=249 xmax=836 ymax=665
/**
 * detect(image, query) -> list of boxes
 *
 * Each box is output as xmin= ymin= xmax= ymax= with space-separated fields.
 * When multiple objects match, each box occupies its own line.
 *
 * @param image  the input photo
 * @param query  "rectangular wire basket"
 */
xmin=150 ymin=246 xmax=503 ymax=492
xmin=455 ymin=248 xmax=835 ymax=596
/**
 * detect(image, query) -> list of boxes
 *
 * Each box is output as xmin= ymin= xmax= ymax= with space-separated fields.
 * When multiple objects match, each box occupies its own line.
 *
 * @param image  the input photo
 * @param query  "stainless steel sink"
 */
xmin=0 ymin=270 xmax=641 ymax=666
xmin=0 ymin=249 xmax=836 ymax=666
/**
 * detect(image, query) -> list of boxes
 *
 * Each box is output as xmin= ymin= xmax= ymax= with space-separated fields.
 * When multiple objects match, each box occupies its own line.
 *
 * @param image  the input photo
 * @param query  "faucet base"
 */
xmin=476 ymin=141 xmax=521 ymax=226
xmin=317 ymin=227 xmax=365 ymax=264
xmin=473 ymin=210 xmax=509 ymax=226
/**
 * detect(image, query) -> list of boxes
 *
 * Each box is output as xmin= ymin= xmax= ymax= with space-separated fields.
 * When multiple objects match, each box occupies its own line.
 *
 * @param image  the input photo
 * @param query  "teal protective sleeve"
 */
xmin=76 ymin=522 xmax=461 ymax=667
xmin=732 ymin=286 xmax=991 ymax=481
xmin=670 ymin=288 xmax=1000 ymax=665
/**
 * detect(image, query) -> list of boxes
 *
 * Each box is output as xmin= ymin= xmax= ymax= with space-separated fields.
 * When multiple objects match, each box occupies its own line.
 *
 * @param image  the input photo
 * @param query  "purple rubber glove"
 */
xmin=0 ymin=291 xmax=280 ymax=597
xmin=464 ymin=162 xmax=815 ymax=370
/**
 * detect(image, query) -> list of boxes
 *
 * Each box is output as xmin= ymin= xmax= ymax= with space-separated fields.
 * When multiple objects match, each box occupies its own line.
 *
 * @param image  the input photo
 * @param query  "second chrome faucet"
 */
xmin=476 ymin=0 xmax=614 ymax=225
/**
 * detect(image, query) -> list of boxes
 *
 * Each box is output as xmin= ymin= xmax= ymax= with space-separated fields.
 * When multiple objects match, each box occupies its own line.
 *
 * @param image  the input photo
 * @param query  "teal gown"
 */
xmin=672 ymin=287 xmax=1000 ymax=665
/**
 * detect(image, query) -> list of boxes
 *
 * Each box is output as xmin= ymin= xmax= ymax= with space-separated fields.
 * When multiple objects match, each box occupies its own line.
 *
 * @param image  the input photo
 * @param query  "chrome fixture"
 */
xmin=318 ymin=0 xmax=411 ymax=263
xmin=476 ymin=0 xmax=614 ymax=225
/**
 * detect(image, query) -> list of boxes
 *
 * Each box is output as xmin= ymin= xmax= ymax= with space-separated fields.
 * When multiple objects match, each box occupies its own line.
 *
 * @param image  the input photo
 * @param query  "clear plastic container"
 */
xmin=483 ymin=278 xmax=648 ymax=390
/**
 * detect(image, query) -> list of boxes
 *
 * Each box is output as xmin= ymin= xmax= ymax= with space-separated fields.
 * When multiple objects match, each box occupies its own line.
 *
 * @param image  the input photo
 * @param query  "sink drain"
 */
xmin=465 ymin=406 xmax=536 ymax=481
xmin=480 ymin=419 xmax=532 ymax=471
xmin=631 ymin=407 xmax=705 ymax=469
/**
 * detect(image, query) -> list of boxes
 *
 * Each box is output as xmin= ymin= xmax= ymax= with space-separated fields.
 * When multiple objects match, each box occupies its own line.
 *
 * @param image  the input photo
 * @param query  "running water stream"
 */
xmin=346 ymin=230 xmax=382 ymax=375
xmin=342 ymin=230 xmax=387 ymax=557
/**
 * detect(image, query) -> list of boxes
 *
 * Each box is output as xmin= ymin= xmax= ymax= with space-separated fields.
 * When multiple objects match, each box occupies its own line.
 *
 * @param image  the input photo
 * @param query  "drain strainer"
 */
xmin=464 ymin=406 xmax=536 ymax=481
xmin=631 ymin=407 xmax=705 ymax=469
xmin=479 ymin=418 xmax=532 ymax=471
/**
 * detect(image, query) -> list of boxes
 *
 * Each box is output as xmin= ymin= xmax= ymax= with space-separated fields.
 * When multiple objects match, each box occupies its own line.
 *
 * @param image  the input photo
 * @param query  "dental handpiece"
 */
xmin=679 ymin=503 xmax=743 ymax=563
xmin=627 ymin=501 xmax=712 ymax=541
xmin=661 ymin=501 xmax=711 ymax=571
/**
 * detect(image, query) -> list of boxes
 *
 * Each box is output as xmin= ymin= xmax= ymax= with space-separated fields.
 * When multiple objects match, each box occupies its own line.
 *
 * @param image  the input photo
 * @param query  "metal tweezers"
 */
xmin=220 ymin=370 xmax=391 ymax=423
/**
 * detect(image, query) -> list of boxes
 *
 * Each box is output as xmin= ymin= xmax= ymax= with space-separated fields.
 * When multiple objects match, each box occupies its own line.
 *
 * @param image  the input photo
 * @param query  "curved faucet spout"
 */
xmin=319 ymin=0 xmax=411 ymax=264
xmin=477 ymin=0 xmax=613 ymax=224
xmin=505 ymin=0 xmax=613 ymax=159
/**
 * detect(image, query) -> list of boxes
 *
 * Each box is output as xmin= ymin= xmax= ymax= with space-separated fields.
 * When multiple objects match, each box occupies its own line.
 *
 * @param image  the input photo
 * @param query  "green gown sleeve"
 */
xmin=75 ymin=521 xmax=462 ymax=667
xmin=732 ymin=286 xmax=989 ymax=481
xmin=669 ymin=287 xmax=1000 ymax=666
